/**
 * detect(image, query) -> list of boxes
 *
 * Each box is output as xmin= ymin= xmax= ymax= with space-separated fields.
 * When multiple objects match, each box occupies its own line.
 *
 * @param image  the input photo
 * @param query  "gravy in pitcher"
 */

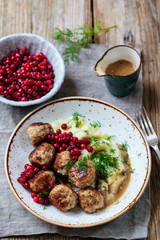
xmin=105 ymin=60 xmax=136 ymax=76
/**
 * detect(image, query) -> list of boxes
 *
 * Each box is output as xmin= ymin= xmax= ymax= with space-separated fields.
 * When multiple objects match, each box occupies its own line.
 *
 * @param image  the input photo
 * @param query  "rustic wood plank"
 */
xmin=0 ymin=0 xmax=92 ymax=40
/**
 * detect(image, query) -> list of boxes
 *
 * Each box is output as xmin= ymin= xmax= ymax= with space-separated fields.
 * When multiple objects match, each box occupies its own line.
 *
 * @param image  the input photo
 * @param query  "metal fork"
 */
xmin=136 ymin=107 xmax=160 ymax=160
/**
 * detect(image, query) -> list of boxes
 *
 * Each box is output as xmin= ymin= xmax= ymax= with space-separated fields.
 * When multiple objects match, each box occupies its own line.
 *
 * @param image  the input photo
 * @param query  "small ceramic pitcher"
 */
xmin=94 ymin=45 xmax=141 ymax=97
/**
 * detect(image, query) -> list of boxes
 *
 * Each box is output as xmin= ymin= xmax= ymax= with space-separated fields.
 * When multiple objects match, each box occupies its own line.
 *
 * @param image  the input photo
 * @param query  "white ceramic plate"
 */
xmin=5 ymin=97 xmax=151 ymax=227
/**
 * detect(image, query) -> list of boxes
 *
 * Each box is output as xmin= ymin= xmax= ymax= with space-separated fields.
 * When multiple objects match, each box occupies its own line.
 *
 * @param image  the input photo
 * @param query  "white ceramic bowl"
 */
xmin=0 ymin=34 xmax=65 ymax=107
xmin=5 ymin=97 xmax=151 ymax=227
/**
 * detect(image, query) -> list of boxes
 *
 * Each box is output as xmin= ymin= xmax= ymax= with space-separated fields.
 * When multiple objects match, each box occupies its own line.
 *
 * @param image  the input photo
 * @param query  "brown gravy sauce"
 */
xmin=102 ymin=144 xmax=132 ymax=210
xmin=105 ymin=59 xmax=136 ymax=76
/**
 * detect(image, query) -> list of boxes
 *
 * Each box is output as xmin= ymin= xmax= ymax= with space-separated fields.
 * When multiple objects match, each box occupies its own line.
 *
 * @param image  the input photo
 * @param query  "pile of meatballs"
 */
xmin=26 ymin=122 xmax=105 ymax=213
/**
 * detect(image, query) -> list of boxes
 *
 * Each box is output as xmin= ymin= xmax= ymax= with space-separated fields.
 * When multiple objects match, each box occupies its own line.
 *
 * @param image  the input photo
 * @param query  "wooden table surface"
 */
xmin=1 ymin=0 xmax=160 ymax=240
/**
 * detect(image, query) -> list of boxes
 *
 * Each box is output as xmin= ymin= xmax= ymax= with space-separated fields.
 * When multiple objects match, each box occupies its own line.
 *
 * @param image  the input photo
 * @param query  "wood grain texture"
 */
xmin=0 ymin=0 xmax=92 ymax=40
xmin=0 ymin=0 xmax=160 ymax=240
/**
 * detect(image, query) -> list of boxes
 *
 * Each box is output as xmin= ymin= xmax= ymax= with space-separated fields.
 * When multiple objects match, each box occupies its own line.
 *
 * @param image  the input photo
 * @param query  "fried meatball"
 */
xmin=78 ymin=188 xmax=105 ymax=213
xmin=53 ymin=151 xmax=71 ymax=176
xmin=27 ymin=122 xmax=53 ymax=146
xmin=29 ymin=142 xmax=55 ymax=167
xmin=29 ymin=170 xmax=55 ymax=192
xmin=49 ymin=184 xmax=77 ymax=212
xmin=68 ymin=160 xmax=96 ymax=188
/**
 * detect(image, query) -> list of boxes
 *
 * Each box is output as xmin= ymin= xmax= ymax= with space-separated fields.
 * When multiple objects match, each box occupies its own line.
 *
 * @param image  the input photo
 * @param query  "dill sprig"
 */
xmin=80 ymin=150 xmax=119 ymax=181
xmin=72 ymin=112 xmax=85 ymax=127
xmin=64 ymin=160 xmax=75 ymax=170
xmin=90 ymin=120 xmax=101 ymax=128
xmin=120 ymin=141 xmax=130 ymax=152
xmin=91 ymin=151 xmax=119 ymax=180
xmin=90 ymin=136 xmax=110 ymax=147
xmin=52 ymin=21 xmax=117 ymax=64
xmin=123 ymin=154 xmax=134 ymax=173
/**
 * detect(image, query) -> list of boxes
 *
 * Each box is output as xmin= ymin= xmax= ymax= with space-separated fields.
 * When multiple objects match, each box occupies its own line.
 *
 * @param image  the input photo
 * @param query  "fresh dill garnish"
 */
xmin=37 ymin=192 xmax=49 ymax=197
xmin=122 ymin=170 xmax=127 ymax=176
xmin=107 ymin=136 xmax=112 ymax=140
xmin=138 ymin=153 xmax=142 ymax=157
xmin=120 ymin=141 xmax=129 ymax=152
xmin=72 ymin=112 xmax=85 ymax=127
xmin=124 ymin=154 xmax=129 ymax=164
xmin=91 ymin=151 xmax=119 ymax=181
xmin=77 ymin=158 xmax=90 ymax=172
xmin=90 ymin=136 xmax=110 ymax=147
xmin=110 ymin=148 xmax=116 ymax=153
xmin=83 ymin=130 xmax=89 ymax=135
xmin=67 ymin=126 xmax=72 ymax=129
xmin=114 ymin=200 xmax=120 ymax=205
xmin=68 ymin=177 xmax=72 ymax=183
xmin=64 ymin=160 xmax=75 ymax=170
xmin=90 ymin=120 xmax=101 ymax=128
xmin=43 ymin=207 xmax=47 ymax=210
xmin=52 ymin=22 xmax=117 ymax=64
xmin=124 ymin=154 xmax=134 ymax=173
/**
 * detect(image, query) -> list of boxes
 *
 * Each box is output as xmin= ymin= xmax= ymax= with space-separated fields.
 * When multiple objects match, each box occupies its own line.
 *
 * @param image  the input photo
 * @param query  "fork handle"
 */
xmin=151 ymin=145 xmax=160 ymax=160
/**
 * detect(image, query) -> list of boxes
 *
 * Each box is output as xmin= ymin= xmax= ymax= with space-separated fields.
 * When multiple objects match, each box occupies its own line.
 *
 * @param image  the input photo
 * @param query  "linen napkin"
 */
xmin=0 ymin=44 xmax=150 ymax=239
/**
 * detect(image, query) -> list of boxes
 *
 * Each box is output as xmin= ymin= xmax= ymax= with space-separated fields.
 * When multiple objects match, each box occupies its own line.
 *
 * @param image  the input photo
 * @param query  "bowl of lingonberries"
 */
xmin=0 ymin=34 xmax=65 ymax=106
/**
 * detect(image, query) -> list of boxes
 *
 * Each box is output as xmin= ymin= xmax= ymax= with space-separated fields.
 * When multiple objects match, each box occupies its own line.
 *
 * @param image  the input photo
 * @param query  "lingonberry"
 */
xmin=0 ymin=48 xmax=55 ymax=102
xmin=87 ymin=146 xmax=93 ymax=152
xmin=42 ymin=166 xmax=47 ymax=171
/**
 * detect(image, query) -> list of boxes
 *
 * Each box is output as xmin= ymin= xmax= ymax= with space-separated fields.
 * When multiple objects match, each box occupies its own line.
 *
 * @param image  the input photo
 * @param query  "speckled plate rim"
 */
xmin=4 ymin=96 xmax=151 ymax=228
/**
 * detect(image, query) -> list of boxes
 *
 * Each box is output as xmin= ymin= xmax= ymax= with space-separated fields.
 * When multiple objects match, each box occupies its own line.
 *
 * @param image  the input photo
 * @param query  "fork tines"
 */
xmin=136 ymin=107 xmax=154 ymax=136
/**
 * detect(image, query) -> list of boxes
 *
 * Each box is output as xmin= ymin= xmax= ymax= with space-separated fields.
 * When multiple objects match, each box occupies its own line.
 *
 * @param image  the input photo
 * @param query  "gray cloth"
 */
xmin=0 ymin=44 xmax=150 ymax=239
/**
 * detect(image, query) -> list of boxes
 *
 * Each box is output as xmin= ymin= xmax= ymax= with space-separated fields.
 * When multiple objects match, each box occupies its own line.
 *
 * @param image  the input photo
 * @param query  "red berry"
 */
xmin=73 ymin=137 xmax=78 ymax=143
xmin=20 ymin=177 xmax=27 ymax=183
xmin=38 ymin=197 xmax=44 ymax=204
xmin=56 ymin=129 xmax=61 ymax=134
xmin=20 ymin=171 xmax=26 ymax=177
xmin=61 ymin=123 xmax=67 ymax=130
xmin=69 ymin=141 xmax=75 ymax=146
xmin=87 ymin=146 xmax=93 ymax=152
xmin=54 ymin=143 xmax=60 ymax=149
xmin=42 ymin=166 xmax=47 ymax=171
xmin=67 ymin=132 xmax=73 ymax=137
xmin=25 ymin=164 xmax=32 ymax=171
xmin=46 ymin=80 xmax=52 ymax=85
xmin=47 ymin=64 xmax=52 ymax=70
xmin=34 ymin=167 xmax=39 ymax=173
xmin=17 ymin=177 xmax=21 ymax=183
xmin=0 ymin=86 xmax=4 ymax=92
xmin=62 ymin=143 xmax=67 ymax=149
xmin=31 ymin=192 xmax=37 ymax=198
xmin=74 ymin=148 xmax=80 ymax=155
xmin=22 ymin=182 xmax=29 ymax=189
xmin=81 ymin=143 xmax=86 ymax=149
xmin=59 ymin=146 xmax=64 ymax=152
xmin=24 ymin=163 xmax=30 ymax=169
xmin=33 ymin=196 xmax=39 ymax=203
xmin=26 ymin=169 xmax=35 ymax=178
xmin=70 ymin=149 xmax=75 ymax=156
xmin=72 ymin=155 xmax=78 ymax=161
xmin=81 ymin=137 xmax=89 ymax=144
